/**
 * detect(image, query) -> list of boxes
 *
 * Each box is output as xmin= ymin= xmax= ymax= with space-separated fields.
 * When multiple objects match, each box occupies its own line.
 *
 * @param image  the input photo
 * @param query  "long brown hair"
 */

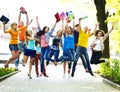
xmin=25 ymin=30 xmax=31 ymax=45
xmin=95 ymin=30 xmax=105 ymax=37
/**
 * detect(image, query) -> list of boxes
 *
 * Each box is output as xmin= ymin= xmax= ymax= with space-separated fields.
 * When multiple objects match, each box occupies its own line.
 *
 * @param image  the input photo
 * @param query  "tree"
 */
xmin=94 ymin=0 xmax=110 ymax=58
xmin=106 ymin=0 xmax=120 ymax=55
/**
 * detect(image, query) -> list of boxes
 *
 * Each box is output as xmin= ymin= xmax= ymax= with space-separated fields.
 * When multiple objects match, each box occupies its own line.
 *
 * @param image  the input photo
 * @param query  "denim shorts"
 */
xmin=24 ymin=49 xmax=36 ymax=58
xmin=18 ymin=42 xmax=27 ymax=52
xmin=9 ymin=44 xmax=19 ymax=51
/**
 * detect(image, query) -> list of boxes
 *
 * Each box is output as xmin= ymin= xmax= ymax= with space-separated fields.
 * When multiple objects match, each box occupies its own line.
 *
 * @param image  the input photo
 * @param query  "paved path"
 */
xmin=0 ymin=63 xmax=120 ymax=92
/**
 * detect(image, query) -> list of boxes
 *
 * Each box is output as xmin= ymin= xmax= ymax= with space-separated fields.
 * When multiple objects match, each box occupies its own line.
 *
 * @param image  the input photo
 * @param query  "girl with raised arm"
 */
xmin=23 ymin=30 xmax=39 ymax=79
xmin=62 ymin=18 xmax=75 ymax=78
xmin=90 ymin=26 xmax=114 ymax=64
xmin=3 ymin=22 xmax=19 ymax=68
xmin=36 ymin=16 xmax=57 ymax=77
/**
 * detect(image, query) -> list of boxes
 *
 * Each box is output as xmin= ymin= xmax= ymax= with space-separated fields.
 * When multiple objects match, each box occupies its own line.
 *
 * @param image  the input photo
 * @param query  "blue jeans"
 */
xmin=72 ymin=46 xmax=92 ymax=73
xmin=15 ymin=42 xmax=26 ymax=67
xmin=18 ymin=42 xmax=26 ymax=52
xmin=40 ymin=46 xmax=50 ymax=72
xmin=63 ymin=49 xmax=74 ymax=62
xmin=48 ymin=49 xmax=60 ymax=62
xmin=15 ymin=58 xmax=19 ymax=67
xmin=75 ymin=45 xmax=87 ymax=69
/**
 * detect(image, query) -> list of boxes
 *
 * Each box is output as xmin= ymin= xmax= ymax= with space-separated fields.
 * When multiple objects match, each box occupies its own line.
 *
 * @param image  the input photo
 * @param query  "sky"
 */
xmin=0 ymin=0 xmax=97 ymax=30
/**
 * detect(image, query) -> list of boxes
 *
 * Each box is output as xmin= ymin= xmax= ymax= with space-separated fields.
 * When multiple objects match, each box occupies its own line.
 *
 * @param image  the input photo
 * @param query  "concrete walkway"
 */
xmin=0 ymin=63 xmax=120 ymax=92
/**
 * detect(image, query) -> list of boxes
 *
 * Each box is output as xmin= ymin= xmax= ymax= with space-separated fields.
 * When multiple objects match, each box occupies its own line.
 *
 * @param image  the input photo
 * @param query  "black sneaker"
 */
xmin=71 ymin=72 xmax=74 ymax=77
xmin=44 ymin=74 xmax=49 ymax=77
xmin=89 ymin=71 xmax=94 ymax=76
xmin=46 ymin=60 xmax=49 ymax=66
xmin=36 ymin=75 xmax=39 ymax=77
xmin=28 ymin=74 xmax=32 ymax=79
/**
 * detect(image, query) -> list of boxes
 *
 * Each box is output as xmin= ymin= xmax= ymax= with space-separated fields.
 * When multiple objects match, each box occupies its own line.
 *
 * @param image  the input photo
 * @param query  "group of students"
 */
xmin=1 ymin=9 xmax=114 ymax=79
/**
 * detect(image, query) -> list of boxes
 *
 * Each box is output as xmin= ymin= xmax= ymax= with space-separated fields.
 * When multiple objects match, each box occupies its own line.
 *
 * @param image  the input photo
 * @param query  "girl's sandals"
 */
xmin=4 ymin=65 xmax=9 ymax=68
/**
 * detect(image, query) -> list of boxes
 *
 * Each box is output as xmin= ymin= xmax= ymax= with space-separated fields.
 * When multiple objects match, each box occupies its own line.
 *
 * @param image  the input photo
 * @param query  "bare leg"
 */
xmin=5 ymin=51 xmax=19 ymax=67
xmin=68 ymin=62 xmax=72 ymax=78
xmin=63 ymin=61 xmax=66 ymax=78
xmin=28 ymin=57 xmax=35 ymax=79
xmin=23 ymin=55 xmax=29 ymax=64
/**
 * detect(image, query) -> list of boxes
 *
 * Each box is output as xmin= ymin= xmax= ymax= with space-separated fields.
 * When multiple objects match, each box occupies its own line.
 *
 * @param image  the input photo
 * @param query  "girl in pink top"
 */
xmin=35 ymin=16 xmax=57 ymax=77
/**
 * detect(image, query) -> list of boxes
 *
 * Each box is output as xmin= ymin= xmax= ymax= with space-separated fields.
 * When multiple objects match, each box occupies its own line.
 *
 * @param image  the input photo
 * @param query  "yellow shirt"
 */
xmin=77 ymin=30 xmax=90 ymax=48
xmin=5 ymin=29 xmax=19 ymax=44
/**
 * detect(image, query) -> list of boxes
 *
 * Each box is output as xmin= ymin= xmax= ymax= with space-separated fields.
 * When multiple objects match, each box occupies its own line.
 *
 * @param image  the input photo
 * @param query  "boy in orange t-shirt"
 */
xmin=15 ymin=11 xmax=32 ymax=69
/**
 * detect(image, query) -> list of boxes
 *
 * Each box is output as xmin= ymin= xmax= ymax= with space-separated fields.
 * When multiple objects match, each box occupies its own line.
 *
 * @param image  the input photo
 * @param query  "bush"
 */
xmin=110 ymin=59 xmax=120 ymax=82
xmin=0 ymin=68 xmax=16 ymax=77
xmin=99 ymin=60 xmax=112 ymax=78
xmin=99 ymin=59 xmax=120 ymax=83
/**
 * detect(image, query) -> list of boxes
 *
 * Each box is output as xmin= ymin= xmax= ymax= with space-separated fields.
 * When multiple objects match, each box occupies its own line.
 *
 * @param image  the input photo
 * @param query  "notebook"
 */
xmin=0 ymin=15 xmax=9 ymax=24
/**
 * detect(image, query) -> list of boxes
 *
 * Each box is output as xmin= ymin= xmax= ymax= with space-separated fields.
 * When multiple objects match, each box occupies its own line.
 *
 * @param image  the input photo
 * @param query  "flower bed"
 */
xmin=0 ymin=68 xmax=16 ymax=77
xmin=99 ymin=59 xmax=120 ymax=89
xmin=0 ymin=68 xmax=19 ymax=81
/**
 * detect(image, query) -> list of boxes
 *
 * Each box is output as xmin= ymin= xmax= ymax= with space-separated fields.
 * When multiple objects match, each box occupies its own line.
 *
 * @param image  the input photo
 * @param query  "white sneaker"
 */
xmin=68 ymin=73 xmax=70 ymax=78
xmin=15 ymin=66 xmax=18 ymax=70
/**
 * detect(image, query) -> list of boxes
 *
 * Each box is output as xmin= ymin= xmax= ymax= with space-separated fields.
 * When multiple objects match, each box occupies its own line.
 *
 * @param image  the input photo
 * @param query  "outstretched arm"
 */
xmin=51 ymin=21 xmax=57 ymax=30
xmin=36 ymin=16 xmax=41 ymax=31
xmin=2 ymin=22 xmax=6 ymax=33
xmin=62 ymin=19 xmax=64 ymax=33
xmin=36 ymin=16 xmax=40 ymax=27
xmin=72 ymin=19 xmax=75 ymax=31
xmin=49 ymin=21 xmax=57 ymax=36
xmin=25 ymin=13 xmax=29 ymax=26
xmin=78 ymin=18 xmax=82 ymax=31
xmin=90 ymin=23 xmax=99 ymax=36
xmin=103 ymin=26 xmax=114 ymax=42
xmin=64 ymin=18 xmax=69 ymax=34
xmin=27 ymin=36 xmax=39 ymax=41
xmin=18 ymin=12 xmax=21 ymax=24
xmin=26 ymin=19 xmax=33 ymax=27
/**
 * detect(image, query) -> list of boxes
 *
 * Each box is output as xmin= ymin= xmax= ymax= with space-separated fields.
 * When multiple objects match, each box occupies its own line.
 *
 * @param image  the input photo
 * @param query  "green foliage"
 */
xmin=106 ymin=0 xmax=120 ymax=54
xmin=110 ymin=28 xmax=120 ymax=54
xmin=110 ymin=59 xmax=120 ymax=82
xmin=0 ymin=68 xmax=16 ymax=77
xmin=99 ymin=60 xmax=112 ymax=77
xmin=100 ymin=59 xmax=120 ymax=82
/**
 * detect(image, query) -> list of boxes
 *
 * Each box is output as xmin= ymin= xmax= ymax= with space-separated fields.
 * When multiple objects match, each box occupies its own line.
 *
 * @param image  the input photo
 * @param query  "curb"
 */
xmin=0 ymin=70 xmax=21 ymax=82
xmin=103 ymin=78 xmax=120 ymax=90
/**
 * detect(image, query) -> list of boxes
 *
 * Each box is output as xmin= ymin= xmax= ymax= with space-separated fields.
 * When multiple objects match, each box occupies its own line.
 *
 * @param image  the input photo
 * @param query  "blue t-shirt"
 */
xmin=36 ymin=44 xmax=41 ymax=53
xmin=27 ymin=40 xmax=35 ymax=50
xmin=63 ymin=34 xmax=74 ymax=50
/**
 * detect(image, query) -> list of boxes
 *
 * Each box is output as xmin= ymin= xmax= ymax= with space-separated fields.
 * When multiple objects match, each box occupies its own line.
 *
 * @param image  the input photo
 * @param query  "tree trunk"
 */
xmin=94 ymin=0 xmax=110 ymax=58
